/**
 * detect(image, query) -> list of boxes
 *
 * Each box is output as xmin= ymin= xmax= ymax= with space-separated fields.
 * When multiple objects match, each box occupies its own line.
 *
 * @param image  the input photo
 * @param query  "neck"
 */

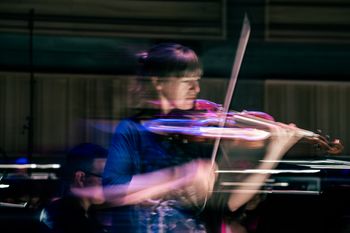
xmin=69 ymin=188 xmax=90 ymax=213
xmin=158 ymin=95 xmax=174 ymax=115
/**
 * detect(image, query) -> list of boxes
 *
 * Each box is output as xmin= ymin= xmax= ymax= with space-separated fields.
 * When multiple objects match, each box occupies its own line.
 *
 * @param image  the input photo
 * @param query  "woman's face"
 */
xmin=154 ymin=76 xmax=201 ymax=113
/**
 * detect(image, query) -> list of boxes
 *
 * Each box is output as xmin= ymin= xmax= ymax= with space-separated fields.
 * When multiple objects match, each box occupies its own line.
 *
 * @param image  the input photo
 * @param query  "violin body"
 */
xmin=143 ymin=99 xmax=344 ymax=155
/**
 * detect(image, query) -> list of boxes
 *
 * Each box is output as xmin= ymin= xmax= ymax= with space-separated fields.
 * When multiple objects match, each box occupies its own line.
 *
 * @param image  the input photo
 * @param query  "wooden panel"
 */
xmin=265 ymin=80 xmax=350 ymax=156
xmin=0 ymin=0 xmax=226 ymax=39
xmin=265 ymin=0 xmax=350 ymax=43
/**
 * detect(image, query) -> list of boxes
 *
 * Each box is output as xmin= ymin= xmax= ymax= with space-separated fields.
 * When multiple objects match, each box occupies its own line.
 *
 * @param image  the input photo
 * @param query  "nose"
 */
xmin=191 ymin=80 xmax=200 ymax=94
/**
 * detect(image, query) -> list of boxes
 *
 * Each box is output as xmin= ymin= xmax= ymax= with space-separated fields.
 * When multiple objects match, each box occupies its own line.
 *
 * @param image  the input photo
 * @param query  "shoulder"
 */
xmin=39 ymin=198 xmax=63 ymax=230
xmin=40 ymin=197 xmax=82 ymax=224
xmin=117 ymin=118 xmax=140 ymax=130
xmin=113 ymin=117 xmax=149 ymax=138
xmin=40 ymin=198 xmax=64 ymax=218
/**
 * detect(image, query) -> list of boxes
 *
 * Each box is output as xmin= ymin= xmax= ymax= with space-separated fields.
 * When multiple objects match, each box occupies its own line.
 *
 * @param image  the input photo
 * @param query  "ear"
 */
xmin=73 ymin=171 xmax=86 ymax=188
xmin=151 ymin=77 xmax=162 ymax=91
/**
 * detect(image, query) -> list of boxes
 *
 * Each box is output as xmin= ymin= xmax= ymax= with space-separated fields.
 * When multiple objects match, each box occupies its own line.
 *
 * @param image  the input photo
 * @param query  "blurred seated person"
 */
xmin=39 ymin=143 xmax=108 ymax=233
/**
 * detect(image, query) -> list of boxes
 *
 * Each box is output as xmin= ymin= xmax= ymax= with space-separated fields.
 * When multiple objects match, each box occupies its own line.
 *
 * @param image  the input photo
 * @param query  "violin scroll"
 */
xmin=305 ymin=134 xmax=344 ymax=155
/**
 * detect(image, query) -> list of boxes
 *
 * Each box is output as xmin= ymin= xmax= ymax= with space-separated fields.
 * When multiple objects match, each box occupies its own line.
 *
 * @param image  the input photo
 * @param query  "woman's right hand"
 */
xmin=172 ymin=159 xmax=217 ymax=206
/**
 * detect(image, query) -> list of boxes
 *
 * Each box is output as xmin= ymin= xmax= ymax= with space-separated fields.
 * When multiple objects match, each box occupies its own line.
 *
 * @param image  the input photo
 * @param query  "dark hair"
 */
xmin=62 ymin=143 xmax=107 ymax=181
xmin=137 ymin=43 xmax=202 ymax=78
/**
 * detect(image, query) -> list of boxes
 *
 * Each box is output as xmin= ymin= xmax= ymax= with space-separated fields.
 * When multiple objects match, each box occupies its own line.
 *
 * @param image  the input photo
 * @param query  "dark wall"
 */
xmin=0 ymin=0 xmax=350 ymax=81
xmin=0 ymin=0 xmax=349 ymax=157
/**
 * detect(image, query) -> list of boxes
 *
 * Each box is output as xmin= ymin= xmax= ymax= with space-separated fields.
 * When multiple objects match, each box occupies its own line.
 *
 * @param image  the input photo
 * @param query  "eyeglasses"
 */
xmin=84 ymin=171 xmax=102 ymax=178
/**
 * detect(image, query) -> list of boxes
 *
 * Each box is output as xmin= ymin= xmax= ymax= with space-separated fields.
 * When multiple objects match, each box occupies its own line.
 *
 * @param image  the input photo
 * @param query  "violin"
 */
xmin=142 ymin=99 xmax=344 ymax=155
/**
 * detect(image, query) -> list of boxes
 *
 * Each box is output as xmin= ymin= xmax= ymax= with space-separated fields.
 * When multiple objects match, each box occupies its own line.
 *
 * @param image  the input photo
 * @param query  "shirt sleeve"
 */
xmin=102 ymin=120 xmax=141 ymax=186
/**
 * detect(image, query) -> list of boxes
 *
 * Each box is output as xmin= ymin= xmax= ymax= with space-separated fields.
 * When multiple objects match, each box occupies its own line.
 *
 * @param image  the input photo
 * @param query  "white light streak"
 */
xmin=221 ymin=182 xmax=289 ymax=187
xmin=216 ymin=169 xmax=320 ymax=174
xmin=213 ymin=190 xmax=321 ymax=195
xmin=0 ymin=202 xmax=27 ymax=208
xmin=0 ymin=164 xmax=61 ymax=169
xmin=0 ymin=184 xmax=9 ymax=188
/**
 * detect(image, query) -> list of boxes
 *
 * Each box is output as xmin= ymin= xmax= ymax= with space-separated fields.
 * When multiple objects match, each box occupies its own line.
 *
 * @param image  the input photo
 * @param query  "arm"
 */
xmin=102 ymin=120 xmax=215 ymax=206
xmin=103 ymin=158 xmax=215 ymax=206
xmin=227 ymin=124 xmax=302 ymax=212
xmin=72 ymin=124 xmax=215 ymax=207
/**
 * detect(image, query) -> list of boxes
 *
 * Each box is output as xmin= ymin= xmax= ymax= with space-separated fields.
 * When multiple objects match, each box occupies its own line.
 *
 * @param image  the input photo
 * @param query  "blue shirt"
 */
xmin=103 ymin=115 xmax=217 ymax=233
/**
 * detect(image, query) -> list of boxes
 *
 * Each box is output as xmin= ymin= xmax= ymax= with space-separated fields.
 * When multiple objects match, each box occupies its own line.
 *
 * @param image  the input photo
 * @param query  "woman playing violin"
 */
xmin=101 ymin=43 xmax=302 ymax=233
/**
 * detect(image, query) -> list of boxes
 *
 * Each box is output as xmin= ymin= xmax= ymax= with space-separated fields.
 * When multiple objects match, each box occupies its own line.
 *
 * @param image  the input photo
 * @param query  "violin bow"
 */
xmin=211 ymin=13 xmax=251 ymax=166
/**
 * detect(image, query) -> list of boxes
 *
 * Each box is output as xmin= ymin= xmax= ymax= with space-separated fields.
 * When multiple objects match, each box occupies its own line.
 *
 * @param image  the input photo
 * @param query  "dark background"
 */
xmin=1 ymin=0 xmax=350 ymax=80
xmin=1 ymin=1 xmax=350 ymax=232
